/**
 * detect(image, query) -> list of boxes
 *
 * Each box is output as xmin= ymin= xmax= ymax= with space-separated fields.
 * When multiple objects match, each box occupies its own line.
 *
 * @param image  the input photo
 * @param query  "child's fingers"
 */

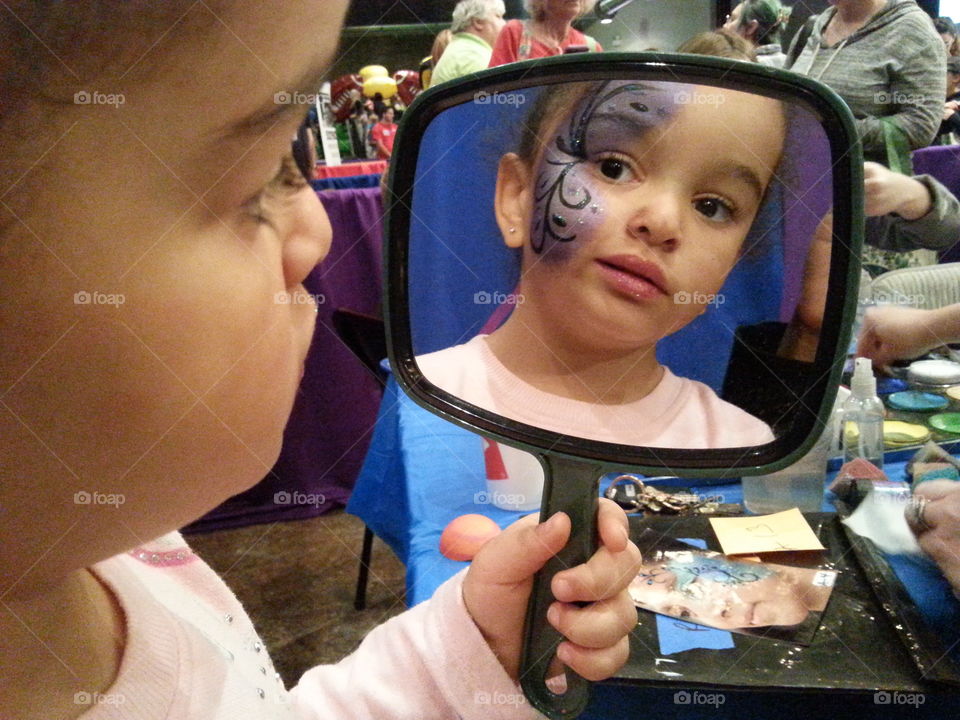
xmin=469 ymin=511 xmax=570 ymax=588
xmin=547 ymin=594 xmax=638 ymax=649
xmin=556 ymin=636 xmax=631 ymax=682
xmin=551 ymin=536 xmax=642 ymax=603
xmin=597 ymin=497 xmax=630 ymax=552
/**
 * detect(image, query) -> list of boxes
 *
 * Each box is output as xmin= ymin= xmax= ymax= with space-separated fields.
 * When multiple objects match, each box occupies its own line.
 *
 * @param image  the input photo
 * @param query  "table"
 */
xmin=348 ymin=377 xmax=960 ymax=717
xmin=314 ymin=160 xmax=387 ymax=180
xmin=187 ymin=187 xmax=385 ymax=532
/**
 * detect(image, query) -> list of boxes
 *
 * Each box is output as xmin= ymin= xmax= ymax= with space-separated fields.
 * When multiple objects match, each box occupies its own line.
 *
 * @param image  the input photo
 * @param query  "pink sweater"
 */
xmin=417 ymin=335 xmax=774 ymax=447
xmin=80 ymin=532 xmax=541 ymax=719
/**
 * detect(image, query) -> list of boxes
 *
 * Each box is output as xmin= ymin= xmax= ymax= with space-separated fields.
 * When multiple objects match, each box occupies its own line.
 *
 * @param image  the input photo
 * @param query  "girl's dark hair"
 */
xmin=935 ymin=17 xmax=957 ymax=37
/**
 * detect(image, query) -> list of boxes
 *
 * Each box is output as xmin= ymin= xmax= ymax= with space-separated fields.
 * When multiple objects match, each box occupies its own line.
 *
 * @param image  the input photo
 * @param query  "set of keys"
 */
xmin=603 ymin=475 xmax=743 ymax=516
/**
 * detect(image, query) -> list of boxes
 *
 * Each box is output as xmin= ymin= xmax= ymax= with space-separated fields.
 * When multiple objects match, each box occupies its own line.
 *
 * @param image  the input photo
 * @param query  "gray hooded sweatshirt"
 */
xmin=787 ymin=0 xmax=946 ymax=164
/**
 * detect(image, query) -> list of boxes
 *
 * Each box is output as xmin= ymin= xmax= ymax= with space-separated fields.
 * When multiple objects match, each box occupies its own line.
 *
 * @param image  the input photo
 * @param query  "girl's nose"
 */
xmin=282 ymin=187 xmax=332 ymax=288
xmin=625 ymin=186 xmax=681 ymax=251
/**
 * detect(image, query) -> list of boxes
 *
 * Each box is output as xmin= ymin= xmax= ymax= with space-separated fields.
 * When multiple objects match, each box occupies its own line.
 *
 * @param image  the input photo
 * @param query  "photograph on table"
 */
xmin=406 ymin=77 xmax=836 ymax=450
xmin=628 ymin=528 xmax=838 ymax=644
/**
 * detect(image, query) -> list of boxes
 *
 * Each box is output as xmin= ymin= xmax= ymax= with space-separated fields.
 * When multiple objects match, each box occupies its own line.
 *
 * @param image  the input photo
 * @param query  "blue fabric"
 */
xmin=310 ymin=173 xmax=381 ymax=191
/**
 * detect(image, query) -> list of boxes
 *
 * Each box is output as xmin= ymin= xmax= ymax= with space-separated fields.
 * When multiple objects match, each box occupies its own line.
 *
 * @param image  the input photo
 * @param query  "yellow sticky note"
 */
xmin=709 ymin=508 xmax=825 ymax=555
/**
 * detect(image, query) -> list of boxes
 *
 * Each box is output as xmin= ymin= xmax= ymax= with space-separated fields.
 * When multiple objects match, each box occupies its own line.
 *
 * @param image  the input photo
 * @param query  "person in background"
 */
xmin=787 ymin=0 xmax=946 ymax=275
xmin=370 ymin=107 xmax=397 ymax=160
xmin=432 ymin=0 xmax=506 ymax=86
xmin=939 ymin=56 xmax=960 ymax=143
xmin=489 ymin=0 xmax=602 ymax=66
xmin=935 ymin=16 xmax=960 ymax=57
xmin=786 ymin=0 xmax=945 ymax=166
xmin=722 ymin=0 xmax=790 ymax=67
xmin=420 ymin=28 xmax=454 ymax=89
xmin=677 ymin=29 xmax=757 ymax=61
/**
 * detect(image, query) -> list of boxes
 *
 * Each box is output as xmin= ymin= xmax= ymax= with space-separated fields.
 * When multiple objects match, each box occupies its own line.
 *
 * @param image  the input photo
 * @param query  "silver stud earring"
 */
xmin=509 ymin=227 xmax=516 ymax=233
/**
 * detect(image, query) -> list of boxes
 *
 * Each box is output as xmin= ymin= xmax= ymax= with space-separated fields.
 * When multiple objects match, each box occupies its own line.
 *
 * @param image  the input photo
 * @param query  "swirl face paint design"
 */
xmin=530 ymin=80 xmax=683 ymax=259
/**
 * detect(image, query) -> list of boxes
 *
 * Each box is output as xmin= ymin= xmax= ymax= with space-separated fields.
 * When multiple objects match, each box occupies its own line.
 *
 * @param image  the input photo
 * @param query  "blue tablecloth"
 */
xmin=347 ymin=378 xmax=960 ymax=717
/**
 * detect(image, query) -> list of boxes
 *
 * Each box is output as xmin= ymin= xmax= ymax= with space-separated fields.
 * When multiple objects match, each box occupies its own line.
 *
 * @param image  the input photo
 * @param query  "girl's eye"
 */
xmin=693 ymin=196 xmax=735 ymax=223
xmin=243 ymin=154 xmax=309 ymax=226
xmin=597 ymin=155 xmax=635 ymax=183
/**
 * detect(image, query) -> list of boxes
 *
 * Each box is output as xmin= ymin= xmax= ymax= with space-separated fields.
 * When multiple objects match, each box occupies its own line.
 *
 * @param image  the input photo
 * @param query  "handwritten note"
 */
xmin=709 ymin=508 xmax=825 ymax=555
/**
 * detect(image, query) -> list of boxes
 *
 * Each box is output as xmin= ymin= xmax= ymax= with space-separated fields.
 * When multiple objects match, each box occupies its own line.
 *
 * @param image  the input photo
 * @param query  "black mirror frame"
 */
xmin=384 ymin=52 xmax=863 ymax=478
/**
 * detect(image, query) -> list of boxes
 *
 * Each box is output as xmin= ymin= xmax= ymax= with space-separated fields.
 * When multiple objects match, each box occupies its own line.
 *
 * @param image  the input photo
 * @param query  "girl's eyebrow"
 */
xmin=213 ymin=55 xmax=334 ymax=141
xmin=709 ymin=161 xmax=765 ymax=203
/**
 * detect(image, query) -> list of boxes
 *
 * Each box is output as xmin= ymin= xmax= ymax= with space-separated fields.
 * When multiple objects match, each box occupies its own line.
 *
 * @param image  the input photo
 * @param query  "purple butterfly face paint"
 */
xmin=530 ymin=81 xmax=685 ymax=261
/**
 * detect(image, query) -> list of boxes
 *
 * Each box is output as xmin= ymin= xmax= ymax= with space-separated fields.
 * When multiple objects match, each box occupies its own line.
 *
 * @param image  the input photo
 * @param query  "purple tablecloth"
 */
xmin=185 ymin=187 xmax=385 ymax=532
xmin=912 ymin=144 xmax=960 ymax=263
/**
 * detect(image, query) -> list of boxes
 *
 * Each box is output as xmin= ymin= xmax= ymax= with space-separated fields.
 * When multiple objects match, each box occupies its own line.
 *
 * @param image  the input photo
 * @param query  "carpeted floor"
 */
xmin=188 ymin=509 xmax=406 ymax=687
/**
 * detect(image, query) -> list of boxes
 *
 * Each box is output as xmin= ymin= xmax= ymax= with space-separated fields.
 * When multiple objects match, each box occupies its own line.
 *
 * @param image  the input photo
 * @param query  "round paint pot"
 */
xmin=908 ymin=359 xmax=960 ymax=387
xmin=947 ymin=385 xmax=960 ymax=403
xmin=886 ymin=391 xmax=949 ymax=412
xmin=877 ymin=377 xmax=909 ymax=396
xmin=930 ymin=413 xmax=960 ymax=435
xmin=882 ymin=420 xmax=931 ymax=447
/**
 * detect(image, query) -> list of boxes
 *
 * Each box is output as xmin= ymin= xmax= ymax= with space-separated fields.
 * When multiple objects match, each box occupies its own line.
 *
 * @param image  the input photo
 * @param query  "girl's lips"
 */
xmin=595 ymin=255 xmax=669 ymax=301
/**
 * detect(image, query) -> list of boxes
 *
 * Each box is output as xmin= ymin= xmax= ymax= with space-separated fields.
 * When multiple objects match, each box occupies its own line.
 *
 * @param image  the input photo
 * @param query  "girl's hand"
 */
xmin=462 ymin=498 xmax=641 ymax=681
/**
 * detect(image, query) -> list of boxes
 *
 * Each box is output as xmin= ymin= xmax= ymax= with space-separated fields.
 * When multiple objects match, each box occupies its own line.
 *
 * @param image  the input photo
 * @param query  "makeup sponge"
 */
xmin=439 ymin=514 xmax=501 ymax=562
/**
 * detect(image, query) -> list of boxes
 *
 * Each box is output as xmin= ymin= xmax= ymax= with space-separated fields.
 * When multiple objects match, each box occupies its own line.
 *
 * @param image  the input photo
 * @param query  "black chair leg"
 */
xmin=354 ymin=526 xmax=375 ymax=610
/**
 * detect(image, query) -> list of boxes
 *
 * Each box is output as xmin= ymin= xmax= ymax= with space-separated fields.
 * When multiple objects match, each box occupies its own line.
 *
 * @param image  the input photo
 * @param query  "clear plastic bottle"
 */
xmin=842 ymin=357 xmax=885 ymax=469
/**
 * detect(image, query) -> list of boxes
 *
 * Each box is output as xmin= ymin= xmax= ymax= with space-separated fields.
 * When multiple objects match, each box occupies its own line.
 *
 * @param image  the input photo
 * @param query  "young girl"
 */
xmin=418 ymin=80 xmax=783 ymax=448
xmin=0 ymin=2 xmax=641 ymax=718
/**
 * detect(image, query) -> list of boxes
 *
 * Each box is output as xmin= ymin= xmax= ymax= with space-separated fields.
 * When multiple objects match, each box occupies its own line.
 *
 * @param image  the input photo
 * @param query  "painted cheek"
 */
xmin=531 ymin=151 xmax=605 ymax=261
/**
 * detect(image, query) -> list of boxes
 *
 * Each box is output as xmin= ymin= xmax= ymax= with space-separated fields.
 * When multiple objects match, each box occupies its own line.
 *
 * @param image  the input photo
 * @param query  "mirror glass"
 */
xmin=405 ymin=78 xmax=836 ymax=452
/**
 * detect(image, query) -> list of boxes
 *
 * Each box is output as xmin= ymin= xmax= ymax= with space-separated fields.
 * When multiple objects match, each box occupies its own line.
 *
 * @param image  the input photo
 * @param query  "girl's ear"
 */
xmin=495 ymin=152 xmax=531 ymax=249
xmin=745 ymin=19 xmax=760 ymax=41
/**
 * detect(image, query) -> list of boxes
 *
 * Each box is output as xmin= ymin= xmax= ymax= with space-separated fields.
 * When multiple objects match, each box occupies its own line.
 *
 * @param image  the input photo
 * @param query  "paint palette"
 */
xmin=907 ymin=359 xmax=960 ymax=387
xmin=885 ymin=391 xmax=949 ymax=412
xmin=929 ymin=413 xmax=960 ymax=435
xmin=882 ymin=420 xmax=931 ymax=448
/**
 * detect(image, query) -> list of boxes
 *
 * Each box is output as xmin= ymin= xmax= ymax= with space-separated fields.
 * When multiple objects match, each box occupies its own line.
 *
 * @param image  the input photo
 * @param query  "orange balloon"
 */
xmin=439 ymin=514 xmax=501 ymax=562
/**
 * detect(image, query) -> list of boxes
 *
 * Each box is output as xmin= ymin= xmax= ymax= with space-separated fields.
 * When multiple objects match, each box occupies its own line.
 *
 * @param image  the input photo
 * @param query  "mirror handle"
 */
xmin=520 ymin=454 xmax=601 ymax=719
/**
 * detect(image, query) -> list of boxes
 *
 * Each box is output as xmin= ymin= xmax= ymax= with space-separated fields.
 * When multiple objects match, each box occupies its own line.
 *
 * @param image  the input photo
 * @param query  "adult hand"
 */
xmin=856 ymin=305 xmax=942 ymax=370
xmin=462 ymin=498 xmax=641 ymax=682
xmin=909 ymin=480 xmax=960 ymax=597
xmin=857 ymin=304 xmax=960 ymax=370
xmin=863 ymin=161 xmax=931 ymax=220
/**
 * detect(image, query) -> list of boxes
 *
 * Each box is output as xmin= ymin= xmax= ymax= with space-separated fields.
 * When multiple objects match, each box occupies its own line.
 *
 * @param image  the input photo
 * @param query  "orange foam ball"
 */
xmin=439 ymin=514 xmax=501 ymax=562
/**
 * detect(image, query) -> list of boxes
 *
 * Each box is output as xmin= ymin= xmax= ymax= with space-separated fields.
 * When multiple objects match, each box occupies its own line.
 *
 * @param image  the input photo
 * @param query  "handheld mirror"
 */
xmin=384 ymin=54 xmax=862 ymax=719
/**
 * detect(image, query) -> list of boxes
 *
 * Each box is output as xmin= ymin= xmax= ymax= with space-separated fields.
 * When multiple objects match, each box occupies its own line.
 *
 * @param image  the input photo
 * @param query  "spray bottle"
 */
xmin=843 ymin=357 xmax=885 ymax=470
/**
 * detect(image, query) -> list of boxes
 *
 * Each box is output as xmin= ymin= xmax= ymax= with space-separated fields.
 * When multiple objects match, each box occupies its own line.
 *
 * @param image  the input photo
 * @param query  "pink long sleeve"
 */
xmin=291 ymin=570 xmax=542 ymax=719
